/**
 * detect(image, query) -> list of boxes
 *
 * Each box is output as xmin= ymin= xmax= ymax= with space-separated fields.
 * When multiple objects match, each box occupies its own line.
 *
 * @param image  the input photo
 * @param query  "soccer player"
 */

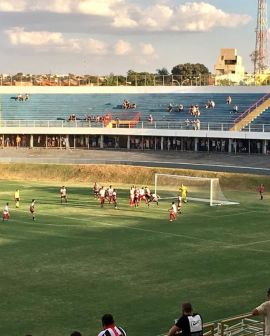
xmin=99 ymin=186 xmax=106 ymax=208
xmin=145 ymin=186 xmax=151 ymax=203
xmin=179 ymin=183 xmax=188 ymax=203
xmin=14 ymin=189 xmax=20 ymax=208
xmin=177 ymin=193 xmax=182 ymax=214
xmin=107 ymin=185 xmax=114 ymax=204
xmin=139 ymin=186 xmax=147 ymax=205
xmin=258 ymin=184 xmax=265 ymax=200
xmin=129 ymin=186 xmax=135 ymax=206
xmin=2 ymin=202 xmax=10 ymax=221
xmin=148 ymin=193 xmax=160 ymax=207
xmin=134 ymin=187 xmax=139 ymax=208
xmin=112 ymin=189 xmax=118 ymax=209
xmin=60 ymin=186 xmax=67 ymax=204
xmin=93 ymin=182 xmax=100 ymax=198
xmin=169 ymin=201 xmax=177 ymax=222
xmin=30 ymin=199 xmax=36 ymax=221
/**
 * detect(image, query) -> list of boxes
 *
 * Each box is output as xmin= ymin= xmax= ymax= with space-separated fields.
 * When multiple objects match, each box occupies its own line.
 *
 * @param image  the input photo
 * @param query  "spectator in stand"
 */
xmin=232 ymin=105 xmax=238 ymax=113
xmin=167 ymin=302 xmax=203 ymax=336
xmin=252 ymin=288 xmax=270 ymax=336
xmin=226 ymin=96 xmax=232 ymax=104
xmin=97 ymin=313 xmax=126 ymax=336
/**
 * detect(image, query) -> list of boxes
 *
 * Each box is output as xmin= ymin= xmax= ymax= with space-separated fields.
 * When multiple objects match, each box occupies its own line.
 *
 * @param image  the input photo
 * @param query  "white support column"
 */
xmin=263 ymin=140 xmax=267 ymax=155
xmin=228 ymin=139 xmax=232 ymax=153
xmin=161 ymin=137 xmax=164 ymax=150
xmin=194 ymin=137 xmax=198 ymax=152
xmin=100 ymin=135 xmax=104 ymax=149
xmin=127 ymin=135 xmax=130 ymax=149
xmin=65 ymin=135 xmax=70 ymax=149
xmin=30 ymin=135 xmax=33 ymax=149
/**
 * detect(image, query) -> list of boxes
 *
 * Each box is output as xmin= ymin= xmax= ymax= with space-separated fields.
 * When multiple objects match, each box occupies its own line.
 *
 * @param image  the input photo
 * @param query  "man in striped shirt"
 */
xmin=97 ymin=314 xmax=126 ymax=336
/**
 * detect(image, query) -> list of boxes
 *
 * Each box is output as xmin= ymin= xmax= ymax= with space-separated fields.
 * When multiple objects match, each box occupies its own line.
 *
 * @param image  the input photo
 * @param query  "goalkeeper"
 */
xmin=179 ymin=184 xmax=188 ymax=203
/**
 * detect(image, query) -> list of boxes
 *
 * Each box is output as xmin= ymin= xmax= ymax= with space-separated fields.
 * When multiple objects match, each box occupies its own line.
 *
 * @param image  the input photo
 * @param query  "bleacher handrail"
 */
xmin=1 ymin=119 xmax=270 ymax=132
xmin=233 ymin=93 xmax=270 ymax=124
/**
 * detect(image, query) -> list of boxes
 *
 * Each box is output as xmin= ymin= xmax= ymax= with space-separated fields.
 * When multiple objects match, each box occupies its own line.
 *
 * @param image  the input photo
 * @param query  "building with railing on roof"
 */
xmin=214 ymin=49 xmax=246 ymax=85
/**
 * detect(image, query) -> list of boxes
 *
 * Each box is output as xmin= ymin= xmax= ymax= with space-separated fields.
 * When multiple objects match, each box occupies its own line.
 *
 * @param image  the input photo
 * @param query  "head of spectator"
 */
xmin=182 ymin=302 xmax=193 ymax=315
xmin=267 ymin=288 xmax=270 ymax=299
xmin=70 ymin=331 xmax=82 ymax=336
xmin=102 ymin=313 xmax=114 ymax=328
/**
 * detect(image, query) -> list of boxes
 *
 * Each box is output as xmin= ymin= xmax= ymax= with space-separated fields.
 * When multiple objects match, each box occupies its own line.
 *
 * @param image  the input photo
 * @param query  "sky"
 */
xmin=0 ymin=0 xmax=261 ymax=75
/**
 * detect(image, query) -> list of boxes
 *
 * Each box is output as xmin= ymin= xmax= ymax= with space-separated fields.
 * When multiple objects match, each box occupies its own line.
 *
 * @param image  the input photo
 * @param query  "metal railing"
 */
xmin=233 ymin=92 xmax=270 ymax=125
xmin=0 ymin=119 xmax=270 ymax=132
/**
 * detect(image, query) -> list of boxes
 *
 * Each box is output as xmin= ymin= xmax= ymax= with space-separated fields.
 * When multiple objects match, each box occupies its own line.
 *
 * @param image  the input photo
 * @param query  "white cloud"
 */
xmin=5 ymin=27 xmax=156 ymax=60
xmin=0 ymin=0 xmax=125 ymax=16
xmin=0 ymin=1 xmax=251 ymax=33
xmin=113 ymin=40 xmax=132 ymax=55
xmin=112 ymin=16 xmax=138 ymax=28
xmin=141 ymin=43 xmax=155 ymax=56
xmin=0 ymin=0 xmax=27 ymax=12
xmin=6 ymin=27 xmax=64 ymax=46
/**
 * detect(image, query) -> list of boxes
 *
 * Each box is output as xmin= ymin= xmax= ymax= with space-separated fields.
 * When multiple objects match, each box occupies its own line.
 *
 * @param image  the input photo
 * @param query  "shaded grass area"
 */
xmin=0 ymin=178 xmax=269 ymax=336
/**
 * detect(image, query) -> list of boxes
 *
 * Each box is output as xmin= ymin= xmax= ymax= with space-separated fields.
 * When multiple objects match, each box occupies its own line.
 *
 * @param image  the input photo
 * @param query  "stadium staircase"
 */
xmin=230 ymin=93 xmax=270 ymax=131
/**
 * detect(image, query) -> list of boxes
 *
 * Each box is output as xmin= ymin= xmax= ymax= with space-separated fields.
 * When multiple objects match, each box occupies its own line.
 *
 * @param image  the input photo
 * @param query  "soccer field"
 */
xmin=0 ymin=179 xmax=269 ymax=336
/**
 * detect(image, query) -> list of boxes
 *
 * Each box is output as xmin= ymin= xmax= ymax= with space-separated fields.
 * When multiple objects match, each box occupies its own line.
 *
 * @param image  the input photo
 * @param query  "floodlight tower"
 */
xmin=253 ymin=0 xmax=269 ymax=74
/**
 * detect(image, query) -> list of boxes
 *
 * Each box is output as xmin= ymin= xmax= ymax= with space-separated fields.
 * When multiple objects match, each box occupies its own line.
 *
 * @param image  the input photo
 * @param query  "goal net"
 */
xmin=154 ymin=174 xmax=239 ymax=206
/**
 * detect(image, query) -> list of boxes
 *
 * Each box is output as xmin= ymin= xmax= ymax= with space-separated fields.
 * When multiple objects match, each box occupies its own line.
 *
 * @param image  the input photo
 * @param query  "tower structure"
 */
xmin=253 ymin=0 xmax=269 ymax=74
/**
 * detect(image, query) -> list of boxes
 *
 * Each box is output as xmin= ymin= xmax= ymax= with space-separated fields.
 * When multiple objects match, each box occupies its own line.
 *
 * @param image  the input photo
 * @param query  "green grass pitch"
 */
xmin=0 ymin=180 xmax=269 ymax=336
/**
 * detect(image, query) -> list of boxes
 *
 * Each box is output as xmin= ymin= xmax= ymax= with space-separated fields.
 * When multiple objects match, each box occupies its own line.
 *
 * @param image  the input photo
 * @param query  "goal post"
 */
xmin=154 ymin=173 xmax=239 ymax=206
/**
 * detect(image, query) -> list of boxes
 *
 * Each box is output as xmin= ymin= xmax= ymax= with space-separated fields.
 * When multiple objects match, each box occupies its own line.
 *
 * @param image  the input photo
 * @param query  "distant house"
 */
xmin=214 ymin=49 xmax=245 ymax=85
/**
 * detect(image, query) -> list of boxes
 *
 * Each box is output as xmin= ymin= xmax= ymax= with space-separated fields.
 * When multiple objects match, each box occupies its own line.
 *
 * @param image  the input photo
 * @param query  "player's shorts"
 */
xmin=3 ymin=211 xmax=9 ymax=220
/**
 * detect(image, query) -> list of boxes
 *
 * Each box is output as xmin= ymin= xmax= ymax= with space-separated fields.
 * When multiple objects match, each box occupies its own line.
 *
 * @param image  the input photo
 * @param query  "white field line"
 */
xmin=225 ymin=239 xmax=270 ymax=248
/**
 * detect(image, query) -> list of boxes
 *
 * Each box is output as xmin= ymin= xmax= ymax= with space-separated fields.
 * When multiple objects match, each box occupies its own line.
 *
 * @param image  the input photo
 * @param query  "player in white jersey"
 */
xmin=177 ymin=194 xmax=182 ymax=214
xmin=60 ymin=186 xmax=67 ymax=204
xmin=107 ymin=185 xmax=114 ymax=203
xmin=93 ymin=182 xmax=100 ymax=198
xmin=139 ymin=186 xmax=147 ymax=205
xmin=99 ymin=187 xmax=106 ymax=208
xmin=169 ymin=201 xmax=177 ymax=222
xmin=30 ymin=199 xmax=36 ymax=221
xmin=129 ymin=186 xmax=135 ymax=206
xmin=148 ymin=193 xmax=160 ymax=207
xmin=2 ymin=202 xmax=10 ymax=221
